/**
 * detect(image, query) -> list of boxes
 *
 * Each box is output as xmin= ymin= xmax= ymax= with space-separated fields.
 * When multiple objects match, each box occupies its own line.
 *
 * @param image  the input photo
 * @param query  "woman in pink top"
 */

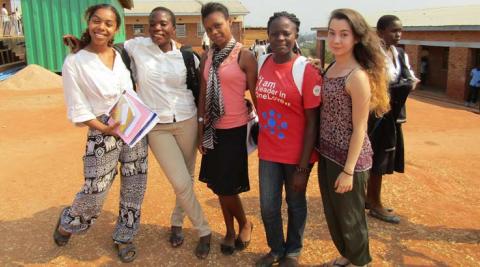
xmin=197 ymin=2 xmax=257 ymax=256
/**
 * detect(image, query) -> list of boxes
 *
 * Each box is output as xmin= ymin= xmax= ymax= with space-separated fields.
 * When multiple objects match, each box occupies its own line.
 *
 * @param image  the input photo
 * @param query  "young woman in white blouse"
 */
xmin=125 ymin=7 xmax=212 ymax=259
xmin=53 ymin=4 xmax=147 ymax=263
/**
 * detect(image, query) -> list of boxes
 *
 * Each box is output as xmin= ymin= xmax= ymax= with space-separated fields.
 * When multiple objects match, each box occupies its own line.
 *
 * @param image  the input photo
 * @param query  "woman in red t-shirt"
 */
xmin=254 ymin=12 xmax=322 ymax=267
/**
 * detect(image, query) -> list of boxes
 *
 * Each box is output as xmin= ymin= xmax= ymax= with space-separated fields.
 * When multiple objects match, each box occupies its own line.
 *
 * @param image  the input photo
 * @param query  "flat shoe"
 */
xmin=365 ymin=202 xmax=393 ymax=212
xmin=369 ymin=208 xmax=400 ymax=224
xmin=235 ymin=223 xmax=253 ymax=250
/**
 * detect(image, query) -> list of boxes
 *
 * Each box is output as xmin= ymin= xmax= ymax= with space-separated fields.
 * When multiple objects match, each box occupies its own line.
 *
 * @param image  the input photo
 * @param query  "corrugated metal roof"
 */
xmin=125 ymin=0 xmax=249 ymax=16
xmin=312 ymin=5 xmax=480 ymax=31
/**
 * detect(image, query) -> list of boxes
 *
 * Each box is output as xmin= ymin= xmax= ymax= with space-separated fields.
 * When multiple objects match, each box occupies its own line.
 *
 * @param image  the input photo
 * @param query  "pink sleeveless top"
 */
xmin=203 ymin=43 xmax=248 ymax=129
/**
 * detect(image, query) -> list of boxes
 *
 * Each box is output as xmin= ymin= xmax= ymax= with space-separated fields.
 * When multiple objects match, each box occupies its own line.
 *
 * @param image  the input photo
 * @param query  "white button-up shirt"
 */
xmin=62 ymin=49 xmax=133 ymax=124
xmin=385 ymin=46 xmax=417 ymax=82
xmin=124 ymin=37 xmax=199 ymax=123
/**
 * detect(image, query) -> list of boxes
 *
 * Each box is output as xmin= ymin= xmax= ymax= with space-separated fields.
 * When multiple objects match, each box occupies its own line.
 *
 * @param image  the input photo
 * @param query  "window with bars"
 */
xmin=176 ymin=24 xmax=186 ymax=38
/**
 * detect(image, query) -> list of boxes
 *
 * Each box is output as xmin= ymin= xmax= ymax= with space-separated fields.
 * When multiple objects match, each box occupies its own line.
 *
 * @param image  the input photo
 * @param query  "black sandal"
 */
xmin=195 ymin=234 xmax=211 ymax=259
xmin=53 ymin=207 xmax=71 ymax=246
xmin=116 ymin=242 xmax=137 ymax=263
xmin=169 ymin=226 xmax=184 ymax=248
xmin=220 ymin=242 xmax=235 ymax=255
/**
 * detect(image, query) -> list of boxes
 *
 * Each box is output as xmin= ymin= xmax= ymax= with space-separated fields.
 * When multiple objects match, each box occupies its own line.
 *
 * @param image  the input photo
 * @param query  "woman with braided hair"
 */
xmin=197 ymin=1 xmax=257 ymax=256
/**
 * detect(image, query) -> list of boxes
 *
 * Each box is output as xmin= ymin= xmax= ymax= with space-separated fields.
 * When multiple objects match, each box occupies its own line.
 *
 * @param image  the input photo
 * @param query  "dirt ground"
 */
xmin=0 ymin=87 xmax=479 ymax=266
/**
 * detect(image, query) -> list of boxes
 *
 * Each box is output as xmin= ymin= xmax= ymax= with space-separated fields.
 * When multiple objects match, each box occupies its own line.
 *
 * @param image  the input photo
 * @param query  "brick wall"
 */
xmin=244 ymin=28 xmax=268 ymax=47
xmin=404 ymin=45 xmax=421 ymax=75
xmin=446 ymin=47 xmax=472 ymax=100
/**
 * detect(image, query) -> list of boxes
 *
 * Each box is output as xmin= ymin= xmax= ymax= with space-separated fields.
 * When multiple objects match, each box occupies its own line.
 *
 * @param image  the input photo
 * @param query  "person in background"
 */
xmin=420 ymin=56 xmax=428 ymax=86
xmin=466 ymin=64 xmax=480 ymax=107
xmin=2 ymin=4 xmax=10 ymax=36
xmin=366 ymin=15 xmax=418 ymax=224
xmin=202 ymin=31 xmax=211 ymax=52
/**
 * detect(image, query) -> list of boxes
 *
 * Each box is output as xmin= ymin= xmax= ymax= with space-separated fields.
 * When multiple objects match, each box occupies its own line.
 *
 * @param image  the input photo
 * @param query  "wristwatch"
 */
xmin=198 ymin=117 xmax=204 ymax=123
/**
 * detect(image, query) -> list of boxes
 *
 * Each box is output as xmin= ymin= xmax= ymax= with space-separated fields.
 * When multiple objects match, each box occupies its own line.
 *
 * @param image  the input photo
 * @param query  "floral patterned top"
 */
xmin=318 ymin=73 xmax=373 ymax=172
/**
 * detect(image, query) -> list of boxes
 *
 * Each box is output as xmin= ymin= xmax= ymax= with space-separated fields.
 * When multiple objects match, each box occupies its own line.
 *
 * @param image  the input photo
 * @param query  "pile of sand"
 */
xmin=0 ymin=64 xmax=62 ymax=91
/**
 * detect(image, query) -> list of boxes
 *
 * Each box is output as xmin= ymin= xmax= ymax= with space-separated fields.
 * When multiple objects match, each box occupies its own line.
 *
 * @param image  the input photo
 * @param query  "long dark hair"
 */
xmin=329 ymin=9 xmax=389 ymax=116
xmin=79 ymin=4 xmax=121 ymax=49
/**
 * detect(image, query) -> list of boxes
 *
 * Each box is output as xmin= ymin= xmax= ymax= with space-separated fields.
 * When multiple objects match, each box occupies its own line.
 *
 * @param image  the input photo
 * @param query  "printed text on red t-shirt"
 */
xmin=255 ymin=75 xmax=291 ymax=107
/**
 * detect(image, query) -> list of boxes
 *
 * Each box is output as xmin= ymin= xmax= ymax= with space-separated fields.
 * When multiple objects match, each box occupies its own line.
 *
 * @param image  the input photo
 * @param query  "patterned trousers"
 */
xmin=60 ymin=124 xmax=148 ymax=244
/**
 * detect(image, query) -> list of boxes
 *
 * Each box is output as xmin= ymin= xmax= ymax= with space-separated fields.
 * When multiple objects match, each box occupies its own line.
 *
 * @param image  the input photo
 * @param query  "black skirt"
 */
xmin=371 ymin=122 xmax=405 ymax=175
xmin=199 ymin=125 xmax=250 ymax=196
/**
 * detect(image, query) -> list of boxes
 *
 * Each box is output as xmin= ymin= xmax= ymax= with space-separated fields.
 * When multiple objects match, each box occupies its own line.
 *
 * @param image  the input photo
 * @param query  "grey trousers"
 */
xmin=318 ymin=156 xmax=372 ymax=266
xmin=60 ymin=126 xmax=148 ymax=244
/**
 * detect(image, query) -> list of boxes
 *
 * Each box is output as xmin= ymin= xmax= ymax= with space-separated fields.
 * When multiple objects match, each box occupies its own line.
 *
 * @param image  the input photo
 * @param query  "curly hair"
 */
xmin=79 ymin=4 xmax=121 ymax=49
xmin=329 ymin=9 xmax=390 ymax=116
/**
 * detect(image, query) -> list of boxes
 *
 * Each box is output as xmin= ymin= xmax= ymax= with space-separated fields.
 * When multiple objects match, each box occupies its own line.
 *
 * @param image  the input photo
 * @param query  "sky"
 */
xmin=9 ymin=0 xmax=478 ymax=33
xmin=239 ymin=0 xmax=480 ymax=33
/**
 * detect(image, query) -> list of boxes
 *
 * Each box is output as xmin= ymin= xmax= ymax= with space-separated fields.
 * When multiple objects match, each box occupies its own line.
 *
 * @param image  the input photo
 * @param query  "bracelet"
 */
xmin=295 ymin=166 xmax=311 ymax=174
xmin=342 ymin=170 xmax=354 ymax=176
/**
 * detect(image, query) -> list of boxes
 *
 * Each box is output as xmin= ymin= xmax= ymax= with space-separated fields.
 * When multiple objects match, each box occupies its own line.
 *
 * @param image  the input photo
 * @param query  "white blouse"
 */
xmin=124 ymin=37 xmax=200 ymax=123
xmin=385 ymin=46 xmax=417 ymax=82
xmin=62 ymin=49 xmax=134 ymax=124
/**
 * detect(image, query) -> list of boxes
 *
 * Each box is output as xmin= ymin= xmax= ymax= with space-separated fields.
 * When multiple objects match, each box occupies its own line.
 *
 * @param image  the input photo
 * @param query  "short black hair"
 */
xmin=267 ymin=11 xmax=300 ymax=34
xmin=201 ymin=2 xmax=229 ymax=20
xmin=150 ymin=6 xmax=176 ymax=27
xmin=377 ymin=15 xmax=401 ymax=31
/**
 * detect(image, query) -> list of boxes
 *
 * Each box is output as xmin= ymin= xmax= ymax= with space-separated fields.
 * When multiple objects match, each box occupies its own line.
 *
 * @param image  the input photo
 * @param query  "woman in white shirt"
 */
xmin=367 ymin=15 xmax=417 ymax=224
xmin=53 ymin=4 xmax=147 ymax=263
xmin=125 ymin=7 xmax=212 ymax=259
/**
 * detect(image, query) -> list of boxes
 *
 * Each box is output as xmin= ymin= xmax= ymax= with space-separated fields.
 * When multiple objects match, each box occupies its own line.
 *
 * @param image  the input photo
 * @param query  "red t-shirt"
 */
xmin=256 ymin=56 xmax=322 ymax=164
